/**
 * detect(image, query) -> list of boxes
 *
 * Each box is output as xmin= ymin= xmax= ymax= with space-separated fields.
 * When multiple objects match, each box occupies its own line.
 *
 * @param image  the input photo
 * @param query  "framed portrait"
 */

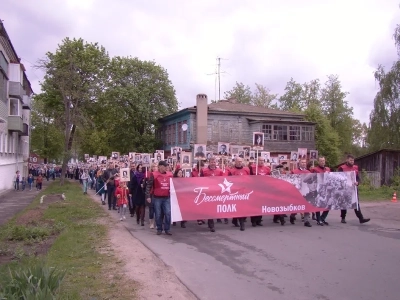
xmin=270 ymin=156 xmax=278 ymax=164
xmin=135 ymin=154 xmax=142 ymax=163
xmin=194 ymin=144 xmax=206 ymax=159
xmin=111 ymin=152 xmax=120 ymax=160
xmin=230 ymin=145 xmax=240 ymax=155
xmin=206 ymin=151 xmax=213 ymax=160
xmin=171 ymin=147 xmax=182 ymax=157
xmin=310 ymin=150 xmax=318 ymax=160
xmin=297 ymin=148 xmax=307 ymax=160
xmin=141 ymin=154 xmax=151 ymax=167
xmin=243 ymin=146 xmax=251 ymax=157
xmin=278 ymin=154 xmax=287 ymax=161
xmin=182 ymin=168 xmax=192 ymax=178
xmin=261 ymin=151 xmax=270 ymax=162
xmin=167 ymin=157 xmax=173 ymax=164
xmin=249 ymin=151 xmax=256 ymax=160
xmin=253 ymin=132 xmax=264 ymax=147
xmin=84 ymin=154 xmax=89 ymax=160
xmin=217 ymin=142 xmax=230 ymax=156
xmin=93 ymin=155 xmax=97 ymax=161
xmin=180 ymin=151 xmax=191 ymax=167
xmin=120 ymin=167 xmax=130 ymax=182
xmin=98 ymin=156 xmax=107 ymax=164
xmin=290 ymin=151 xmax=298 ymax=161
xmin=129 ymin=152 xmax=135 ymax=161
xmin=154 ymin=152 xmax=164 ymax=162
xmin=156 ymin=150 xmax=164 ymax=154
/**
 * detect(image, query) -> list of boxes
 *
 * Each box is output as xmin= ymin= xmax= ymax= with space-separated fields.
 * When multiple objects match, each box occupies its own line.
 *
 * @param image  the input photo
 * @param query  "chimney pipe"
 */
xmin=196 ymin=94 xmax=208 ymax=144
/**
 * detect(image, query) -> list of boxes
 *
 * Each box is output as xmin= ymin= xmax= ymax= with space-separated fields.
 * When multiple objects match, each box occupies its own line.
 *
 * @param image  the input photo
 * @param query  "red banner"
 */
xmin=170 ymin=172 xmax=358 ymax=222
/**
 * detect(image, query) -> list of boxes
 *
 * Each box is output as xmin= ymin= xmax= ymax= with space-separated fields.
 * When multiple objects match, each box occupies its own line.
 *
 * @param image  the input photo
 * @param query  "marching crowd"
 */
xmin=80 ymin=153 xmax=370 ymax=235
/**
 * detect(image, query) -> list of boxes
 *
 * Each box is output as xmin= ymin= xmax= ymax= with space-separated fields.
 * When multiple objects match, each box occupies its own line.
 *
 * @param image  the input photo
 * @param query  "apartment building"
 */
xmin=0 ymin=20 xmax=33 ymax=190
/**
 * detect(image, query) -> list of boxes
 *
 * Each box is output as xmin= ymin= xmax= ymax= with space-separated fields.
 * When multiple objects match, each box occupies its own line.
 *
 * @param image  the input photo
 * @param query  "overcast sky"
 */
xmin=2 ymin=0 xmax=399 ymax=123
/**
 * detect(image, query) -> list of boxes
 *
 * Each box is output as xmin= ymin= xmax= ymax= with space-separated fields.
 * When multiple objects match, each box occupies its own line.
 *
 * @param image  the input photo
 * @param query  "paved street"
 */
xmin=115 ymin=202 xmax=400 ymax=300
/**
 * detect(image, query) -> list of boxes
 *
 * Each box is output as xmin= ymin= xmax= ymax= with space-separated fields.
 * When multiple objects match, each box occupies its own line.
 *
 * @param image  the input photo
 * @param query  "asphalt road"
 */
xmin=122 ymin=202 xmax=400 ymax=300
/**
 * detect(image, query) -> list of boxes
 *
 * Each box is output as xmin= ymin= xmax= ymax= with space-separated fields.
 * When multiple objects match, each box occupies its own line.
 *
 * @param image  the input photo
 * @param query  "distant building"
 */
xmin=0 ymin=20 xmax=33 ymax=190
xmin=157 ymin=94 xmax=316 ymax=158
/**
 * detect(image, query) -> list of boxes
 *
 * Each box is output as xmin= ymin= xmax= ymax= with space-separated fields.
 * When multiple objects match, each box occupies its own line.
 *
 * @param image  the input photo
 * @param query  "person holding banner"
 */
xmin=338 ymin=155 xmax=370 ymax=224
xmin=229 ymin=157 xmax=250 ymax=231
xmin=172 ymin=169 xmax=187 ymax=228
xmin=145 ymin=161 xmax=173 ymax=235
xmin=290 ymin=159 xmax=312 ymax=227
xmin=310 ymin=156 xmax=331 ymax=226
xmin=200 ymin=157 xmax=224 ymax=232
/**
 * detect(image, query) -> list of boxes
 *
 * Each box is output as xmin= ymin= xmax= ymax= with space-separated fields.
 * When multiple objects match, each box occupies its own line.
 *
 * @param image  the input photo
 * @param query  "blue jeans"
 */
xmin=153 ymin=197 xmax=171 ymax=232
xmin=83 ymin=181 xmax=88 ymax=193
xmin=148 ymin=197 xmax=155 ymax=220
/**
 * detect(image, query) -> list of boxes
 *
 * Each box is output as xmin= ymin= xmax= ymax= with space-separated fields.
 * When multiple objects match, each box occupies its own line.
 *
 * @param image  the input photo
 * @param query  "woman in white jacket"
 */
xmin=80 ymin=170 xmax=90 ymax=194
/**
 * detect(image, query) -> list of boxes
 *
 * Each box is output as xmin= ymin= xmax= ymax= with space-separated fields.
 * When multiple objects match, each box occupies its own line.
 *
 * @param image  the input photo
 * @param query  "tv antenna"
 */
xmin=207 ymin=57 xmax=228 ymax=101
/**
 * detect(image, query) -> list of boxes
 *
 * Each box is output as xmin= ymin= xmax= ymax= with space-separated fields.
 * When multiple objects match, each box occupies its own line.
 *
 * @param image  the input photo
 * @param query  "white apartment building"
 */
xmin=0 ymin=20 xmax=33 ymax=191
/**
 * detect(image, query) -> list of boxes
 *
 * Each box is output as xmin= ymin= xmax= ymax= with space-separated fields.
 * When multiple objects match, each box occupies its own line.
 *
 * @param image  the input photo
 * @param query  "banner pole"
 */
xmin=256 ymin=149 xmax=259 ymax=175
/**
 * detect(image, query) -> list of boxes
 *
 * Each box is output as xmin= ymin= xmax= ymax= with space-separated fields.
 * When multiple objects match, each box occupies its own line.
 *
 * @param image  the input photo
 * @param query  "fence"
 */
xmin=360 ymin=171 xmax=381 ymax=188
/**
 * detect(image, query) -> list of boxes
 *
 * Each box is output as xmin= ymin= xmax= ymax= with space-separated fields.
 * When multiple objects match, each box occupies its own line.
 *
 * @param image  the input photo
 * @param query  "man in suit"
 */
xmin=219 ymin=144 xmax=228 ymax=155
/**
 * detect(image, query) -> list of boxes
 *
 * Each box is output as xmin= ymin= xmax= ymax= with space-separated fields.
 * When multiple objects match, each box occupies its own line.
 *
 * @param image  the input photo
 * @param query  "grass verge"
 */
xmin=358 ymin=184 xmax=396 ymax=202
xmin=0 ymin=180 xmax=136 ymax=299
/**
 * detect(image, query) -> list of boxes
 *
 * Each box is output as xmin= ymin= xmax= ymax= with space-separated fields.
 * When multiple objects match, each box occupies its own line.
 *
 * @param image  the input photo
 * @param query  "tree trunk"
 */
xmin=60 ymin=98 xmax=71 ymax=185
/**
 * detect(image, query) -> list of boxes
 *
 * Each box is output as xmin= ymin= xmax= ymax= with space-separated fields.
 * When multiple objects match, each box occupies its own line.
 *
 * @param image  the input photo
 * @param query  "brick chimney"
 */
xmin=196 ymin=94 xmax=208 ymax=144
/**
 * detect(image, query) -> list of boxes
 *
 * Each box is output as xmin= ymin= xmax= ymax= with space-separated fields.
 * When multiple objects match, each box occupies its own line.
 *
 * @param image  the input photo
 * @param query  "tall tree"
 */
xmin=30 ymin=93 xmax=64 ymax=163
xmin=36 ymin=38 xmax=110 ymax=184
xmin=320 ymin=75 xmax=354 ymax=154
xmin=278 ymin=78 xmax=305 ymax=112
xmin=224 ymin=81 xmax=252 ymax=104
xmin=368 ymin=22 xmax=400 ymax=151
xmin=251 ymin=83 xmax=278 ymax=108
xmin=80 ymin=56 xmax=178 ymax=154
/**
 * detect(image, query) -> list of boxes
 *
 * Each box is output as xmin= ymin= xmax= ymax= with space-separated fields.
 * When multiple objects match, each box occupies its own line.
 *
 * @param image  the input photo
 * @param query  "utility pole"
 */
xmin=207 ymin=57 xmax=227 ymax=102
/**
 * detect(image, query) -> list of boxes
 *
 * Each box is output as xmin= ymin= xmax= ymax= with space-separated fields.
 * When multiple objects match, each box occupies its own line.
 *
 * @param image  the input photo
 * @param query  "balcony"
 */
xmin=9 ymin=81 xmax=25 ymax=99
xmin=8 ymin=115 xmax=23 ymax=133
xmin=22 ymin=95 xmax=31 ymax=110
xmin=21 ymin=122 xmax=29 ymax=136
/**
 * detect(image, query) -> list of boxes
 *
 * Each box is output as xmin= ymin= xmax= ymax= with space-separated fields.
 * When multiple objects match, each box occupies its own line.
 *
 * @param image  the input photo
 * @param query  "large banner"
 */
xmin=170 ymin=172 xmax=358 ymax=222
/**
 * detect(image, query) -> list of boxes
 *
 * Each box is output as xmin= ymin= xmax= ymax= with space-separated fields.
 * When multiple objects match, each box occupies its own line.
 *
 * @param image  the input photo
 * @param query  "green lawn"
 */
xmin=358 ymin=185 xmax=397 ymax=202
xmin=0 ymin=181 xmax=136 ymax=299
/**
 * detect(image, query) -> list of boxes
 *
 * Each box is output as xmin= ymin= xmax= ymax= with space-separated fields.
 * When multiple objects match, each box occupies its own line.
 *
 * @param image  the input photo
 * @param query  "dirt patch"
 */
xmin=41 ymin=194 xmax=65 ymax=207
xmin=15 ymin=208 xmax=44 ymax=226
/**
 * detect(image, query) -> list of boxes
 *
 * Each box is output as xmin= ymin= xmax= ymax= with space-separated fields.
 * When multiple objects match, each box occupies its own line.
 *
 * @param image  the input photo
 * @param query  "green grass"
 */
xmin=358 ymin=184 xmax=397 ymax=202
xmin=0 ymin=180 xmax=136 ymax=299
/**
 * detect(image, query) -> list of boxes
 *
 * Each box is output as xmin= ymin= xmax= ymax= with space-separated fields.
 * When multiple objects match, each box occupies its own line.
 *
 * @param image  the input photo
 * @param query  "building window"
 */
xmin=0 ymin=72 xmax=6 ymax=103
xmin=171 ymin=123 xmax=176 ymax=146
xmin=289 ymin=126 xmax=301 ymax=141
xmin=177 ymin=122 xmax=182 ymax=144
xmin=301 ymin=126 xmax=313 ymax=141
xmin=182 ymin=120 xmax=187 ymax=144
xmin=273 ymin=125 xmax=288 ymax=140
xmin=262 ymin=124 xmax=273 ymax=140
xmin=10 ymin=98 xmax=20 ymax=116
xmin=167 ymin=125 xmax=171 ymax=145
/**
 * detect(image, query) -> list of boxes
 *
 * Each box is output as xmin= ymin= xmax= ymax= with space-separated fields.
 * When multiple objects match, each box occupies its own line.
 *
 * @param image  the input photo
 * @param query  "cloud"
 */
xmin=1 ymin=0 xmax=399 ymax=124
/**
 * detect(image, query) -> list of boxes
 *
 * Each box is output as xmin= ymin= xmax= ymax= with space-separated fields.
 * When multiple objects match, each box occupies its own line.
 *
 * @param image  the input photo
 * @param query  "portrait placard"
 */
xmin=120 ymin=167 xmax=130 ymax=182
xmin=217 ymin=142 xmax=230 ymax=156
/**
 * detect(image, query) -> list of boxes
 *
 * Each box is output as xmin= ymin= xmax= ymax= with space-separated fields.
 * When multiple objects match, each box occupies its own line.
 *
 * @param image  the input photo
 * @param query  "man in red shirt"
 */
xmin=200 ymin=157 xmax=224 ymax=232
xmin=145 ymin=161 xmax=174 ymax=235
xmin=229 ymin=157 xmax=250 ymax=231
xmin=310 ymin=156 xmax=331 ymax=226
xmin=338 ymin=154 xmax=370 ymax=224
xmin=290 ymin=159 xmax=312 ymax=227
xmin=250 ymin=157 xmax=276 ymax=226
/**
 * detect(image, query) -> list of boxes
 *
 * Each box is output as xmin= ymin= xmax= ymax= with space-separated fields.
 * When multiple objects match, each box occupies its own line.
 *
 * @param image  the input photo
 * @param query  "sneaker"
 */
xmin=322 ymin=220 xmax=329 ymax=226
xmin=120 ymin=218 xmax=123 ymax=221
xmin=157 ymin=231 xmax=162 ymax=235
xmin=341 ymin=219 xmax=347 ymax=224
xmin=316 ymin=221 xmax=324 ymax=226
xmin=123 ymin=216 xmax=126 ymax=220
xmin=165 ymin=231 xmax=172 ymax=235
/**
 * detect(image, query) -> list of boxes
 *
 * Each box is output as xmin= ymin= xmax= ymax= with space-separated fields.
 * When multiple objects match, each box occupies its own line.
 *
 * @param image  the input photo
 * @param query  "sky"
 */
xmin=2 ymin=0 xmax=399 ymax=124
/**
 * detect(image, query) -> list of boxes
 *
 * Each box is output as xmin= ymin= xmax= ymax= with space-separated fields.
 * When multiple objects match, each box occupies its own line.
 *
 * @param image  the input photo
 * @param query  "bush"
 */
xmin=0 ymin=264 xmax=66 ymax=299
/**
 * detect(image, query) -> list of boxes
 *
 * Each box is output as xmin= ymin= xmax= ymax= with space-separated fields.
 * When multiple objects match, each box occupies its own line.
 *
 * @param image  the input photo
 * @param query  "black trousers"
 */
xmin=107 ymin=185 xmax=115 ymax=208
xmin=232 ymin=217 xmax=245 ymax=225
xmin=316 ymin=211 xmax=329 ymax=221
xmin=250 ymin=216 xmax=262 ymax=224
xmin=341 ymin=207 xmax=363 ymax=220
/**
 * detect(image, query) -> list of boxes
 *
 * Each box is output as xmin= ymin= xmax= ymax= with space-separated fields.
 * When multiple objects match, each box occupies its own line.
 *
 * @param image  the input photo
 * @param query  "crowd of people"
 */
xmin=78 ymin=153 xmax=370 ymax=235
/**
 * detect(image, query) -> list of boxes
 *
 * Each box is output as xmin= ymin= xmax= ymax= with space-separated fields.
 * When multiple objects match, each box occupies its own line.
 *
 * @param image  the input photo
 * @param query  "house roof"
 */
xmin=332 ymin=148 xmax=400 ymax=169
xmin=159 ymin=100 xmax=304 ymax=122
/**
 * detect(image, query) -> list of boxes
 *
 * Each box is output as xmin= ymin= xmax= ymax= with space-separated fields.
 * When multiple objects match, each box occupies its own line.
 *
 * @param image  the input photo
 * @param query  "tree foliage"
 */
xmin=223 ymin=81 xmax=252 ymax=104
xmin=367 ymin=23 xmax=400 ymax=151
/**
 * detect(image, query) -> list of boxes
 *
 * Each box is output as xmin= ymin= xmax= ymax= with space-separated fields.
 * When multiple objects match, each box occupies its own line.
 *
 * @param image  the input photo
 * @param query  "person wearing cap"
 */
xmin=229 ymin=157 xmax=250 ymax=231
xmin=145 ymin=160 xmax=173 ymax=235
xmin=310 ymin=156 xmax=331 ymax=226
xmin=338 ymin=154 xmax=370 ymax=224
xmin=200 ymin=157 xmax=224 ymax=232
xmin=290 ymin=159 xmax=312 ymax=227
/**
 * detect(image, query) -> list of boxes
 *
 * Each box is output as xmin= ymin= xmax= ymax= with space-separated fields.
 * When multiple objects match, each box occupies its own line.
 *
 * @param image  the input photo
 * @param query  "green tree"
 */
xmin=36 ymin=37 xmax=110 ymax=184
xmin=80 ymin=56 xmax=178 ymax=154
xmin=278 ymin=78 xmax=305 ymax=112
xmin=368 ymin=22 xmax=400 ymax=151
xmin=320 ymin=75 xmax=354 ymax=154
xmin=251 ymin=83 xmax=278 ymax=108
xmin=30 ymin=93 xmax=64 ymax=162
xmin=303 ymin=103 xmax=341 ymax=166
xmin=224 ymin=81 xmax=252 ymax=104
